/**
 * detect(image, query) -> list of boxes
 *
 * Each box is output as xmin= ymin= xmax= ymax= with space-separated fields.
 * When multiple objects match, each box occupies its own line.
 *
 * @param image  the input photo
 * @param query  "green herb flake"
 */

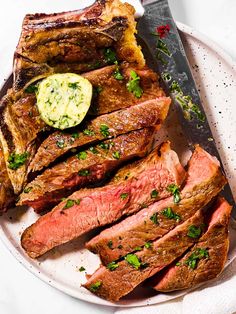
xmin=89 ymin=281 xmax=102 ymax=292
xmin=125 ymin=254 xmax=141 ymax=270
xmin=157 ymin=39 xmax=171 ymax=56
xmin=79 ymin=266 xmax=86 ymax=272
xmin=144 ymin=242 xmax=152 ymax=249
xmin=98 ymin=142 xmax=110 ymax=150
xmin=8 ymin=152 xmax=28 ymax=170
xmin=187 ymin=225 xmax=202 ymax=239
xmin=126 ymin=70 xmax=143 ymax=98
xmin=151 ymin=189 xmax=158 ymax=199
xmin=77 ymin=151 xmax=87 ymax=160
xmin=23 ymin=186 xmax=32 ymax=193
xmin=167 ymin=184 xmax=181 ymax=203
xmin=134 ymin=246 xmax=142 ymax=251
xmin=71 ymin=132 xmax=79 ymax=139
xmin=150 ymin=213 xmax=158 ymax=225
xmin=120 ymin=193 xmax=129 ymax=200
xmin=83 ymin=129 xmax=95 ymax=136
xmin=107 ymin=261 xmax=119 ymax=271
xmin=89 ymin=146 xmax=98 ymax=154
xmin=25 ymin=84 xmax=38 ymax=93
xmin=162 ymin=207 xmax=181 ymax=222
xmin=68 ymin=82 xmax=79 ymax=89
xmin=185 ymin=248 xmax=209 ymax=270
xmin=176 ymin=262 xmax=181 ymax=266
xmin=107 ymin=240 xmax=113 ymax=249
xmin=56 ymin=138 xmax=65 ymax=149
xmin=104 ymin=48 xmax=117 ymax=64
xmin=113 ymin=67 xmax=124 ymax=80
xmin=63 ymin=199 xmax=76 ymax=209
xmin=100 ymin=124 xmax=110 ymax=137
xmin=113 ymin=151 xmax=120 ymax=159
xmin=78 ymin=169 xmax=90 ymax=176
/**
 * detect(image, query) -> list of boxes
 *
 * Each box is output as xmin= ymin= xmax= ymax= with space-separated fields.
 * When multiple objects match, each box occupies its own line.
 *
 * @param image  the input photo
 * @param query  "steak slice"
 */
xmin=29 ymin=96 xmax=170 ymax=172
xmin=21 ymin=141 xmax=186 ymax=258
xmin=18 ymin=128 xmax=154 ymax=212
xmin=150 ymin=197 xmax=231 ymax=292
xmin=83 ymin=209 xmax=206 ymax=302
xmin=0 ymin=91 xmax=46 ymax=194
xmin=13 ymin=0 xmax=144 ymax=91
xmin=86 ymin=146 xmax=227 ymax=264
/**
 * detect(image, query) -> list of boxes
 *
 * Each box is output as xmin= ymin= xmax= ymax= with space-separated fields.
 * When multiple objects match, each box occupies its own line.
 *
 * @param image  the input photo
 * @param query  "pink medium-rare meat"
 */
xmin=86 ymin=146 xmax=227 ymax=264
xmin=18 ymin=128 xmax=154 ymax=212
xmin=150 ymin=197 xmax=231 ymax=292
xmin=21 ymin=141 xmax=186 ymax=258
xmin=29 ymin=96 xmax=171 ymax=172
xmin=83 ymin=209 xmax=206 ymax=302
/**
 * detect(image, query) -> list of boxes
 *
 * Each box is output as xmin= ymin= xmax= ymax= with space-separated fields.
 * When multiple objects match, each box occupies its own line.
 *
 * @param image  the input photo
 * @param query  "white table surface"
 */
xmin=0 ymin=1 xmax=235 ymax=314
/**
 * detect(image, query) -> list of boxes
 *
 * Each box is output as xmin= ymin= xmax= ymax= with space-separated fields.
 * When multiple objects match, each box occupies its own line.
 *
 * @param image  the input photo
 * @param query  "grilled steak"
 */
xmin=21 ymin=141 xmax=186 ymax=258
xmin=86 ymin=146 xmax=227 ymax=264
xmin=29 ymin=96 xmax=171 ymax=172
xmin=0 ymin=92 xmax=46 ymax=193
xmin=150 ymin=197 xmax=231 ymax=292
xmin=0 ymin=144 xmax=15 ymax=213
xmin=13 ymin=0 xmax=144 ymax=91
xmin=19 ymin=128 xmax=154 ymax=212
xmin=83 ymin=209 xmax=205 ymax=302
xmin=83 ymin=63 xmax=165 ymax=116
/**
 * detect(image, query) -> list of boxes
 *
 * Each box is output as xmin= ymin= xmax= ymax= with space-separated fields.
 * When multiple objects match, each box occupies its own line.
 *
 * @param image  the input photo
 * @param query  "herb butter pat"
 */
xmin=36 ymin=73 xmax=93 ymax=130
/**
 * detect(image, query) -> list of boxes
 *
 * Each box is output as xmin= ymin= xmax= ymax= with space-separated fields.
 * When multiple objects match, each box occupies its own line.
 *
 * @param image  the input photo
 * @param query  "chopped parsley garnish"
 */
xmin=144 ymin=242 xmax=152 ymax=249
xmin=150 ymin=212 xmax=158 ymax=225
xmin=167 ymin=184 xmax=181 ymax=203
xmin=89 ymin=281 xmax=102 ymax=292
xmin=125 ymin=253 xmax=141 ymax=270
xmin=185 ymin=248 xmax=209 ymax=269
xmin=56 ymin=138 xmax=65 ymax=149
xmin=71 ymin=132 xmax=79 ymax=139
xmin=126 ymin=70 xmax=143 ymax=98
xmin=23 ymin=186 xmax=32 ymax=193
xmin=98 ymin=142 xmax=110 ymax=150
xmin=113 ymin=65 xmax=124 ymax=80
xmin=68 ymin=82 xmax=79 ymax=89
xmin=8 ymin=152 xmax=28 ymax=170
xmin=77 ymin=151 xmax=87 ymax=160
xmin=93 ymin=86 xmax=103 ymax=98
xmin=25 ymin=83 xmax=38 ymax=93
xmin=113 ymin=151 xmax=120 ymax=159
xmin=104 ymin=47 xmax=117 ymax=64
xmin=63 ymin=199 xmax=79 ymax=209
xmin=107 ymin=240 xmax=113 ymax=249
xmin=83 ymin=129 xmax=95 ymax=136
xmin=151 ymin=189 xmax=158 ymax=199
xmin=162 ymin=207 xmax=181 ymax=222
xmin=175 ymin=262 xmax=181 ymax=266
xmin=100 ymin=124 xmax=110 ymax=137
xmin=89 ymin=146 xmax=98 ymax=154
xmin=78 ymin=169 xmax=90 ymax=176
xmin=120 ymin=193 xmax=129 ymax=200
xmin=107 ymin=261 xmax=119 ymax=271
xmin=187 ymin=225 xmax=202 ymax=239
xmin=79 ymin=266 xmax=86 ymax=272
xmin=134 ymin=246 xmax=142 ymax=251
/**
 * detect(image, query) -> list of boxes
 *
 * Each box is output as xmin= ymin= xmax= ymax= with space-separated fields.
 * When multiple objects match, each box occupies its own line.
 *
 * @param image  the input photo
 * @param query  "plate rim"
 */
xmin=0 ymin=21 xmax=236 ymax=308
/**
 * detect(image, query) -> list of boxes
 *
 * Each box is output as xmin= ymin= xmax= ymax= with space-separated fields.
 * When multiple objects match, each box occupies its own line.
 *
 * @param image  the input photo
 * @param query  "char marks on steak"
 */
xmin=13 ymin=0 xmax=145 ymax=91
xmin=21 ymin=141 xmax=186 ymax=258
xmin=86 ymin=146 xmax=227 ymax=264
xmin=83 ymin=209 xmax=206 ymax=301
xmin=29 ymin=96 xmax=171 ymax=172
xmin=150 ymin=197 xmax=231 ymax=292
xmin=19 ymin=128 xmax=154 ymax=212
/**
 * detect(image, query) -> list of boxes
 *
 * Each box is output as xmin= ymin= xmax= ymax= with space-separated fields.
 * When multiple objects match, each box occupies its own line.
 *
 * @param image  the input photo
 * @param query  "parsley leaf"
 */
xmin=56 ymin=138 xmax=65 ymax=149
xmin=100 ymin=124 xmax=110 ymax=137
xmin=89 ymin=147 xmax=98 ymax=154
xmin=113 ymin=151 xmax=120 ymax=159
xmin=68 ymin=82 xmax=79 ymax=89
xmin=162 ymin=207 xmax=181 ymax=222
xmin=151 ymin=189 xmax=158 ymax=198
xmin=104 ymin=48 xmax=117 ymax=64
xmin=89 ymin=281 xmax=102 ymax=292
xmin=150 ymin=212 xmax=158 ymax=225
xmin=83 ymin=129 xmax=95 ymax=136
xmin=23 ymin=186 xmax=32 ymax=193
xmin=63 ymin=199 xmax=77 ymax=209
xmin=120 ymin=193 xmax=129 ymax=200
xmin=78 ymin=169 xmax=90 ymax=176
xmin=98 ymin=142 xmax=110 ymax=150
xmin=107 ymin=261 xmax=119 ymax=271
xmin=134 ymin=246 xmax=142 ymax=251
xmin=8 ymin=152 xmax=28 ymax=170
xmin=126 ymin=70 xmax=143 ymax=98
xmin=187 ymin=225 xmax=202 ymax=239
xmin=77 ymin=151 xmax=87 ymax=160
xmin=144 ymin=242 xmax=152 ymax=249
xmin=113 ymin=65 xmax=124 ymax=80
xmin=25 ymin=83 xmax=38 ymax=93
xmin=167 ymin=184 xmax=181 ymax=203
xmin=185 ymin=248 xmax=209 ymax=269
xmin=125 ymin=253 xmax=141 ymax=269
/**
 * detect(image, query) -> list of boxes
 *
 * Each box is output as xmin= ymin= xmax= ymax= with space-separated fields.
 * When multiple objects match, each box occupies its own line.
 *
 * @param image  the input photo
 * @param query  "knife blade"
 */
xmin=137 ymin=0 xmax=236 ymax=217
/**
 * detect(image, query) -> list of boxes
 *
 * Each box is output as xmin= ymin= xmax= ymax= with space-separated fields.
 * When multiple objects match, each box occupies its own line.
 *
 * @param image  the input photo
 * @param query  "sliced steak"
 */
xmin=0 ymin=91 xmax=46 ymax=194
xmin=86 ymin=146 xmax=227 ymax=264
xmin=13 ymin=0 xmax=144 ymax=91
xmin=150 ymin=197 xmax=231 ymax=292
xmin=83 ymin=209 xmax=206 ymax=302
xmin=21 ymin=141 xmax=186 ymax=258
xmin=18 ymin=128 xmax=154 ymax=212
xmin=29 ymin=96 xmax=170 ymax=172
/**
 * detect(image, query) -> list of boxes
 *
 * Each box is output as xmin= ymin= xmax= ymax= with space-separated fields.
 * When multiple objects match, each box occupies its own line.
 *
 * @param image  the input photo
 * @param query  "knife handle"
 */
xmin=121 ymin=0 xmax=145 ymax=17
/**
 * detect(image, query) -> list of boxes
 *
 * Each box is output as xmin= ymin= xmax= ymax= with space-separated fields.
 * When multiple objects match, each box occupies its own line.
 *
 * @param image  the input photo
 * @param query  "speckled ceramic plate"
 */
xmin=0 ymin=22 xmax=236 ymax=308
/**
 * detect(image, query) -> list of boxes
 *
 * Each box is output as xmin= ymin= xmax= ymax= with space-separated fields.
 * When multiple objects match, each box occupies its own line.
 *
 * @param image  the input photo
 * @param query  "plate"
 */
xmin=0 ymin=22 xmax=236 ymax=308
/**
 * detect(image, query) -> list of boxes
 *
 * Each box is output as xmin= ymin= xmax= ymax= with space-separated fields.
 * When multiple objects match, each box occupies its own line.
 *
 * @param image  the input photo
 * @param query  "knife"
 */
xmin=134 ymin=0 xmax=236 ymax=217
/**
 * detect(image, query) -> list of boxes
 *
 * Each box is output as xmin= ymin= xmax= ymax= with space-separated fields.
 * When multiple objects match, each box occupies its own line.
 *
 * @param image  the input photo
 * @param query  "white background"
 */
xmin=0 ymin=1 xmax=236 ymax=314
